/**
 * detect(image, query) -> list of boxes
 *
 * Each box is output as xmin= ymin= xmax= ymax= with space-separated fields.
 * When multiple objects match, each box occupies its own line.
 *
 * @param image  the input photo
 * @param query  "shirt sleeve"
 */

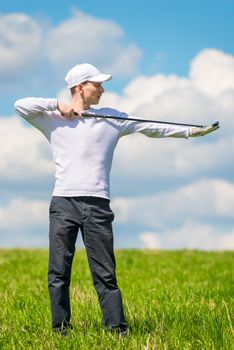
xmin=118 ymin=114 xmax=190 ymax=139
xmin=14 ymin=97 xmax=58 ymax=119
xmin=14 ymin=97 xmax=58 ymax=139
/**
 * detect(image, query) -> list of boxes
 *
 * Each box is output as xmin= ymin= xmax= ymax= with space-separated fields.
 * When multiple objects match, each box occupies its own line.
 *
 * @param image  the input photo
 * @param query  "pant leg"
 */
xmin=81 ymin=197 xmax=127 ymax=330
xmin=48 ymin=196 xmax=79 ymax=328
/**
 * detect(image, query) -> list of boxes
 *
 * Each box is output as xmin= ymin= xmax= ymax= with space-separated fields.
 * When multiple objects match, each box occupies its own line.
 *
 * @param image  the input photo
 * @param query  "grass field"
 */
xmin=0 ymin=249 xmax=233 ymax=349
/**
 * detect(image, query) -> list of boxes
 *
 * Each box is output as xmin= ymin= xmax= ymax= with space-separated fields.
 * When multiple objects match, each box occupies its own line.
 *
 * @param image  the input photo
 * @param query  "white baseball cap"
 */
xmin=65 ymin=63 xmax=112 ymax=88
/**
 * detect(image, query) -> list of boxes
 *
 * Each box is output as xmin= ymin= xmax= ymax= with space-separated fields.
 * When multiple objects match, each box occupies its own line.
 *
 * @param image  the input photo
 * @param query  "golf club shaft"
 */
xmin=80 ymin=112 xmax=214 ymax=128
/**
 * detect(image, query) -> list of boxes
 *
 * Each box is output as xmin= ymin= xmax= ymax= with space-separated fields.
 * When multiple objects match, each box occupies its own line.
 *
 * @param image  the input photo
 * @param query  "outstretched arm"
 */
xmin=81 ymin=111 xmax=220 ymax=139
xmin=118 ymin=116 xmax=219 ymax=139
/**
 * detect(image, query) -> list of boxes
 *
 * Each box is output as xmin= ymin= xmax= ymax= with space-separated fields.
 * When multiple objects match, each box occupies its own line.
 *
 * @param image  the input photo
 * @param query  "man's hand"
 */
xmin=57 ymin=101 xmax=82 ymax=120
xmin=189 ymin=122 xmax=220 ymax=137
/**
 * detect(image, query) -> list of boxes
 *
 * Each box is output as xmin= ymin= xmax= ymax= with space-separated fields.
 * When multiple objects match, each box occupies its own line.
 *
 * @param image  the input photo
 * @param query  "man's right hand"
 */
xmin=57 ymin=101 xmax=82 ymax=119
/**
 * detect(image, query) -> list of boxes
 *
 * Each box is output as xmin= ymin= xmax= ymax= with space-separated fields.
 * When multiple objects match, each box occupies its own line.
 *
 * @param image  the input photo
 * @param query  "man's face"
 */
xmin=82 ymin=81 xmax=105 ymax=105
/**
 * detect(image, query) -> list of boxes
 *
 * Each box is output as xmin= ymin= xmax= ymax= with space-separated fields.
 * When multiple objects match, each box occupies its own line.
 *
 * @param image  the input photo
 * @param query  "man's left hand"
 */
xmin=189 ymin=122 xmax=220 ymax=137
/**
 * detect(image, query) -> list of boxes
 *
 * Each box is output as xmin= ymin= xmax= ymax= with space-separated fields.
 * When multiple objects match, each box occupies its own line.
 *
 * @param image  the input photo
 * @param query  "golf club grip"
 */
xmin=80 ymin=113 xmax=219 ymax=128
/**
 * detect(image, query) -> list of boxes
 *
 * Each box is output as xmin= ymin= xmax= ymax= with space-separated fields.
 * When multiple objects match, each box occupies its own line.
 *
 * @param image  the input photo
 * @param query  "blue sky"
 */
xmin=1 ymin=0 xmax=234 ymax=114
xmin=0 ymin=0 xmax=234 ymax=249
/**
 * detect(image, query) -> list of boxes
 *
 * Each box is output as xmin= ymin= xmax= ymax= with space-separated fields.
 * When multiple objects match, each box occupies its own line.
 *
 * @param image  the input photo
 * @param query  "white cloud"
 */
xmin=0 ymin=197 xmax=48 ymax=230
xmin=139 ymin=224 xmax=234 ymax=251
xmin=0 ymin=13 xmax=43 ymax=79
xmin=190 ymin=49 xmax=234 ymax=97
xmin=139 ymin=232 xmax=162 ymax=249
xmin=112 ymin=178 xmax=234 ymax=227
xmin=97 ymin=74 xmax=192 ymax=115
xmin=0 ymin=117 xmax=53 ymax=181
xmin=46 ymin=9 xmax=141 ymax=76
xmin=0 ymin=197 xmax=85 ymax=248
xmin=112 ymin=133 xmax=234 ymax=181
xmin=57 ymin=88 xmax=72 ymax=105
xmin=97 ymin=50 xmax=234 ymax=130
xmin=219 ymin=89 xmax=234 ymax=110
xmin=0 ymin=9 xmax=141 ymax=85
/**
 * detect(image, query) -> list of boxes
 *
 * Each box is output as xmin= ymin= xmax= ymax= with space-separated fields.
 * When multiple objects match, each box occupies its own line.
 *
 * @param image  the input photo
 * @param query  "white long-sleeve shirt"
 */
xmin=15 ymin=97 xmax=190 ymax=199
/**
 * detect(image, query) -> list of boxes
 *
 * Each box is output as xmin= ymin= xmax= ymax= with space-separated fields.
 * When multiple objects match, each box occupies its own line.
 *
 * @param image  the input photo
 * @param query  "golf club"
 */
xmin=81 ymin=112 xmax=219 ymax=128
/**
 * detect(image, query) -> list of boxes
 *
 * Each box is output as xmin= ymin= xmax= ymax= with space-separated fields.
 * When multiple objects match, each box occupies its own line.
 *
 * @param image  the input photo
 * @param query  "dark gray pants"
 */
xmin=48 ymin=196 xmax=127 ymax=331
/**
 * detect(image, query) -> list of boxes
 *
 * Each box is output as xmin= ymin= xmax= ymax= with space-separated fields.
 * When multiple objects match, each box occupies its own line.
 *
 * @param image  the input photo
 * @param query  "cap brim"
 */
xmin=88 ymin=74 xmax=112 ymax=83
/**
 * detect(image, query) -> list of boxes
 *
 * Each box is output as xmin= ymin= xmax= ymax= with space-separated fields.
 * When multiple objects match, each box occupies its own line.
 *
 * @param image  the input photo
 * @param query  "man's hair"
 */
xmin=70 ymin=81 xmax=88 ymax=96
xmin=70 ymin=86 xmax=76 ymax=96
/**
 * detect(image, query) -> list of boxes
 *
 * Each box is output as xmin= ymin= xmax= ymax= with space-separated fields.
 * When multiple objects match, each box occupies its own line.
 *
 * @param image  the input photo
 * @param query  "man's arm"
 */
xmin=118 ymin=115 xmax=219 ymax=139
xmin=14 ymin=97 xmax=58 ymax=119
xmin=14 ymin=97 xmax=78 ymax=120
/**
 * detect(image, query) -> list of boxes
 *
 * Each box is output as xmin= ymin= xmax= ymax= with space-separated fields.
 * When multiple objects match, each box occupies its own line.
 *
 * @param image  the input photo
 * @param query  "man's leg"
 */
xmin=80 ymin=197 xmax=127 ymax=331
xmin=48 ymin=196 xmax=78 ymax=330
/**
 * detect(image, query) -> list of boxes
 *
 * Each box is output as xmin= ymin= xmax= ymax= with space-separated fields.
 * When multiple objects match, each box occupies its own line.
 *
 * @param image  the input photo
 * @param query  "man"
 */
xmin=15 ymin=63 xmax=219 ymax=336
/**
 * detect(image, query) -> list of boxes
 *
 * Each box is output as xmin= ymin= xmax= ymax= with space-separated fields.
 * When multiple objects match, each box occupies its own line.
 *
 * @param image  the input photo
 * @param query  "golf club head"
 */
xmin=212 ymin=121 xmax=219 ymax=127
xmin=202 ymin=122 xmax=220 ymax=136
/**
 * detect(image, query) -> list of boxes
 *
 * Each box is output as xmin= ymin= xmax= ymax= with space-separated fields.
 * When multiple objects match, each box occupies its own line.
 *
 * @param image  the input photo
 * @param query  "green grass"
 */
xmin=0 ymin=249 xmax=233 ymax=349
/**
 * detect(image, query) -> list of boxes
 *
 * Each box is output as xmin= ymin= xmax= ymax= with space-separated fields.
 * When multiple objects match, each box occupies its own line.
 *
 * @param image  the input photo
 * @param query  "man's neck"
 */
xmin=71 ymin=95 xmax=90 ymax=112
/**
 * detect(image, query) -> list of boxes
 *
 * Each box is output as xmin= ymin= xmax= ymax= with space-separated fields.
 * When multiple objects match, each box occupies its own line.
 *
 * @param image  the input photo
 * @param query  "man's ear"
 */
xmin=77 ymin=84 xmax=85 ymax=92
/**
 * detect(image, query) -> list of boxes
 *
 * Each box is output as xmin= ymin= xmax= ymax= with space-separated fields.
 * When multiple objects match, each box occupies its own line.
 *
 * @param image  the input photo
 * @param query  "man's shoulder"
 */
xmin=89 ymin=107 xmax=129 ymax=121
xmin=89 ymin=107 xmax=121 ymax=117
